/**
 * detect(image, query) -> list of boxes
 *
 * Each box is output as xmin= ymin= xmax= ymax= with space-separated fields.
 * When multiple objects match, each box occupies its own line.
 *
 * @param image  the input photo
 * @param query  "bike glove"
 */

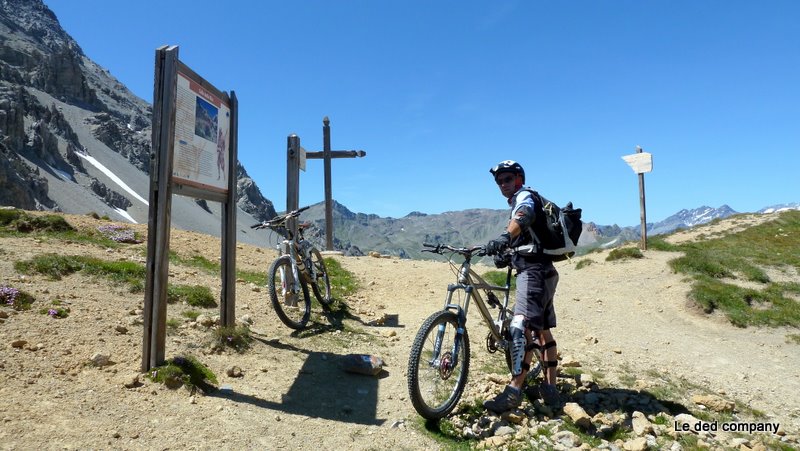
xmin=485 ymin=232 xmax=511 ymax=256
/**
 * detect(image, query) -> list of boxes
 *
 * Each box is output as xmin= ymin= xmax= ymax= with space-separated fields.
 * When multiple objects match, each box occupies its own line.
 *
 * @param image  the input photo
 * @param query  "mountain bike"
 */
xmin=251 ymin=206 xmax=331 ymax=329
xmin=407 ymin=243 xmax=543 ymax=420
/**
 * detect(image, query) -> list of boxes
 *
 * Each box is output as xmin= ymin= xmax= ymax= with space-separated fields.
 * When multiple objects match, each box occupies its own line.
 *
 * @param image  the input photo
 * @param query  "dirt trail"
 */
xmin=0 ymin=212 xmax=798 ymax=450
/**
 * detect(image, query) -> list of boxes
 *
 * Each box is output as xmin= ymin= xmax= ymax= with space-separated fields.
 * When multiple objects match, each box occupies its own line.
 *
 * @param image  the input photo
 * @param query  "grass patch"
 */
xmin=171 ymin=252 xmax=266 ymax=286
xmin=606 ymin=247 xmax=643 ymax=261
xmin=14 ymin=254 xmax=84 ymax=279
xmin=170 ymin=252 xmax=218 ymax=274
xmin=662 ymin=210 xmax=800 ymax=327
xmin=14 ymin=254 xmax=146 ymax=290
xmin=786 ymin=333 xmax=800 ymax=345
xmin=212 ymin=325 xmax=252 ymax=352
xmin=182 ymin=310 xmax=201 ymax=321
xmin=40 ymin=299 xmax=70 ymax=318
xmin=325 ymin=257 xmax=358 ymax=299
xmin=575 ymin=259 xmax=594 ymax=270
xmin=481 ymin=269 xmax=516 ymax=292
xmin=238 ymin=269 xmax=266 ymax=286
xmin=0 ymin=209 xmax=74 ymax=233
xmin=0 ymin=209 xmax=137 ymax=248
xmin=167 ymin=284 xmax=216 ymax=308
xmin=148 ymin=355 xmax=218 ymax=393
xmin=166 ymin=318 xmax=181 ymax=331
xmin=646 ymin=236 xmax=679 ymax=251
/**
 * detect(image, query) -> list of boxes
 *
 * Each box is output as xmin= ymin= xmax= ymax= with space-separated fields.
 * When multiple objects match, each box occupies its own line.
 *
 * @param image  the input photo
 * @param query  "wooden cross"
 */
xmin=286 ymin=117 xmax=365 ymax=250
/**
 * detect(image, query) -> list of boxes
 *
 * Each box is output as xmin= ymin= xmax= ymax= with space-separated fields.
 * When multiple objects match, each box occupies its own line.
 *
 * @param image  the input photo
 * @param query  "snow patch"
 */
xmin=114 ymin=208 xmax=137 ymax=224
xmin=76 ymin=153 xmax=149 ymax=206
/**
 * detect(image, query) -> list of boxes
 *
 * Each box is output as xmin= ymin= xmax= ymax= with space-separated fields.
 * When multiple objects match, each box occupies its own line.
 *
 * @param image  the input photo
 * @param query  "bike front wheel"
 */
xmin=407 ymin=310 xmax=470 ymax=420
xmin=267 ymin=256 xmax=311 ymax=329
xmin=307 ymin=248 xmax=331 ymax=306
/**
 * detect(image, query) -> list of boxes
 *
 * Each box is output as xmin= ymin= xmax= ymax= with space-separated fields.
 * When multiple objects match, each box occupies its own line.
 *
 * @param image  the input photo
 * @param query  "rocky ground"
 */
xmin=1 ymin=211 xmax=798 ymax=450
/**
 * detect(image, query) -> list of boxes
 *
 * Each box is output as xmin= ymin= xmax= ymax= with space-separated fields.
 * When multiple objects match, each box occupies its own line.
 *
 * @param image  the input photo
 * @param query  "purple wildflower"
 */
xmin=0 ymin=286 xmax=20 ymax=305
xmin=48 ymin=309 xmax=58 ymax=316
xmin=97 ymin=224 xmax=140 ymax=243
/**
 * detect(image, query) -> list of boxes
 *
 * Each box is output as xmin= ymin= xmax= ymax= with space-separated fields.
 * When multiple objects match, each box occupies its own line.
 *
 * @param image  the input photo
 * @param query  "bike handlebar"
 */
xmin=422 ymin=243 xmax=486 ymax=257
xmin=251 ymin=206 xmax=312 ymax=230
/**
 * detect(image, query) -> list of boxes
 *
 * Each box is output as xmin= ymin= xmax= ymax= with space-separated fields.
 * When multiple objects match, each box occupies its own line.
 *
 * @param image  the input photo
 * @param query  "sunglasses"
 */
xmin=495 ymin=175 xmax=515 ymax=186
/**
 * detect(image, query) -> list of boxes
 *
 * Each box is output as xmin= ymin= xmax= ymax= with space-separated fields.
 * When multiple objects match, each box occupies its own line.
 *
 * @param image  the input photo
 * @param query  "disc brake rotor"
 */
xmin=438 ymin=352 xmax=454 ymax=379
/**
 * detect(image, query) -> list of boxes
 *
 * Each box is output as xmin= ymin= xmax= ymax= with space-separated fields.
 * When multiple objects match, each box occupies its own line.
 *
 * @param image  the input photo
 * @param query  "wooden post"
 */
xmin=143 ymin=45 xmax=178 ymax=371
xmin=286 ymin=134 xmax=301 ymax=236
xmin=636 ymin=145 xmax=647 ymax=250
xmin=622 ymin=146 xmax=652 ymax=251
xmin=303 ymin=117 xmax=365 ymax=252
xmin=322 ymin=117 xmax=333 ymax=251
xmin=220 ymin=91 xmax=238 ymax=327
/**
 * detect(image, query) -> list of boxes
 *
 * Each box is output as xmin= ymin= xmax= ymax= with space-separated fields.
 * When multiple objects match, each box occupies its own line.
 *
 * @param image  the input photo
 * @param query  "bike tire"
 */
xmin=267 ymin=256 xmax=311 ymax=329
xmin=307 ymin=248 xmax=332 ymax=306
xmin=407 ymin=310 xmax=470 ymax=420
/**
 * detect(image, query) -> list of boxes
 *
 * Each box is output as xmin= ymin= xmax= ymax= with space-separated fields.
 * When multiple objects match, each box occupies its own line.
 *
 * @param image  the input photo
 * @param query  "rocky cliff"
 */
xmin=0 ymin=0 xmax=275 ymax=240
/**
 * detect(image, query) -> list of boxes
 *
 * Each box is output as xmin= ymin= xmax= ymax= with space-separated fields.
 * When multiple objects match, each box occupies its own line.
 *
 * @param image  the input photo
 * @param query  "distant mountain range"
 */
xmin=282 ymin=201 xmax=800 ymax=259
xmin=2 ymin=1 xmax=797 ymax=259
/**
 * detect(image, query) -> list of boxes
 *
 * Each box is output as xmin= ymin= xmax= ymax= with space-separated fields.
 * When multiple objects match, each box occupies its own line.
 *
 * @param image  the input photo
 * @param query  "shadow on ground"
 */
xmin=208 ymin=335 xmax=388 ymax=426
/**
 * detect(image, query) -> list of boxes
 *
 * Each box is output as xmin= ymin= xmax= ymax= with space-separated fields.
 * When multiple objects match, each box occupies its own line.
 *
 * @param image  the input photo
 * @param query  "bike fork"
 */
xmin=279 ymin=262 xmax=302 ymax=305
xmin=431 ymin=316 xmax=466 ymax=373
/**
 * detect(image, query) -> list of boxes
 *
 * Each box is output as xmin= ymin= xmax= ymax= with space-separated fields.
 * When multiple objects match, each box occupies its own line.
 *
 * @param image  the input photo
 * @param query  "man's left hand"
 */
xmin=485 ymin=232 xmax=511 ymax=256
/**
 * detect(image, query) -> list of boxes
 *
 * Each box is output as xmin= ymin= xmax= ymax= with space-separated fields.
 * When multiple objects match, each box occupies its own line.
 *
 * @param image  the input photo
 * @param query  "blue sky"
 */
xmin=44 ymin=0 xmax=799 ymax=226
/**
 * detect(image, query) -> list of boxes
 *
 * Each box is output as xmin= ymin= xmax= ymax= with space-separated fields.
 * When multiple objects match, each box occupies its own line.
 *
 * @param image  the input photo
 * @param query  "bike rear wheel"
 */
xmin=407 ymin=310 xmax=470 ymax=420
xmin=307 ymin=248 xmax=332 ymax=306
xmin=268 ymin=256 xmax=311 ymax=329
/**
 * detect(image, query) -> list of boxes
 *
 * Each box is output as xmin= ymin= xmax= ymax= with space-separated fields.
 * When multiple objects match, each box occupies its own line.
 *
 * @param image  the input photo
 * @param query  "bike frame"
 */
xmin=278 ymin=236 xmax=303 ymax=297
xmin=255 ymin=207 xmax=319 ymax=296
xmin=436 ymin=253 xmax=514 ymax=367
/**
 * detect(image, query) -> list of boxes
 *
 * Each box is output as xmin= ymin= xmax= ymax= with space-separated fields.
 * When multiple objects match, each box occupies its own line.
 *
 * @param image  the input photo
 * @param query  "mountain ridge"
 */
xmin=291 ymin=200 xmax=799 ymax=259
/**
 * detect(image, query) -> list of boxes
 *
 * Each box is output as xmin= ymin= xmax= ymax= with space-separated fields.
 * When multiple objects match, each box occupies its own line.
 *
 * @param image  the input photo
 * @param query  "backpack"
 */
xmin=516 ymin=190 xmax=583 ymax=262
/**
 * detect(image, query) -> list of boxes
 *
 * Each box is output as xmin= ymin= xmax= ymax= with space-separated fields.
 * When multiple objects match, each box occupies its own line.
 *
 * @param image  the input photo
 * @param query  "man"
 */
xmin=483 ymin=160 xmax=562 ymax=412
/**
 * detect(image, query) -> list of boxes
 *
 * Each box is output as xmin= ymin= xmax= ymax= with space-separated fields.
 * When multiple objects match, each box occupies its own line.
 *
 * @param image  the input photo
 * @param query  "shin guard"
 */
xmin=509 ymin=315 xmax=526 ymax=377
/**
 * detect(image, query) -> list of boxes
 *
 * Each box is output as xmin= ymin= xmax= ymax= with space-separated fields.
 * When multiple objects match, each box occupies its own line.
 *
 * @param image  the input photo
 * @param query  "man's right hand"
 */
xmin=485 ymin=232 xmax=511 ymax=256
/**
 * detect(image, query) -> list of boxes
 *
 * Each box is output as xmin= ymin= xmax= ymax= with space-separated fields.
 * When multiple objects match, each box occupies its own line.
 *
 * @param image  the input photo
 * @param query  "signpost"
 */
xmin=143 ymin=45 xmax=238 ymax=371
xmin=286 ymin=117 xmax=365 ymax=249
xmin=622 ymin=146 xmax=653 ymax=250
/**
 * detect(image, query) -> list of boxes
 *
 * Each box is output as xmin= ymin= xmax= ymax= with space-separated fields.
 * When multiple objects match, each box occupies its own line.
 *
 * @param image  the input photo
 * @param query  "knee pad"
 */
xmin=541 ymin=339 xmax=558 ymax=368
xmin=509 ymin=315 xmax=526 ymax=377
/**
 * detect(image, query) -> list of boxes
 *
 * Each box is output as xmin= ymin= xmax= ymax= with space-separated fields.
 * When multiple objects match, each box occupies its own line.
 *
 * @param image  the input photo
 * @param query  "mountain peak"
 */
xmin=648 ymin=205 xmax=739 ymax=235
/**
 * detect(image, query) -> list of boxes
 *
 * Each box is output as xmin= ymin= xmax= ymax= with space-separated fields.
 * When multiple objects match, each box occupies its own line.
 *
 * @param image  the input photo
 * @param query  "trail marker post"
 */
xmin=622 ymin=146 xmax=653 ymax=250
